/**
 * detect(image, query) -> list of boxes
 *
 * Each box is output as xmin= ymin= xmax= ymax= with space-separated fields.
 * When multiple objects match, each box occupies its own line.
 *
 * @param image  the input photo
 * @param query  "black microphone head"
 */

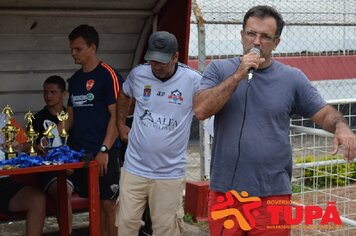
xmin=249 ymin=47 xmax=261 ymax=56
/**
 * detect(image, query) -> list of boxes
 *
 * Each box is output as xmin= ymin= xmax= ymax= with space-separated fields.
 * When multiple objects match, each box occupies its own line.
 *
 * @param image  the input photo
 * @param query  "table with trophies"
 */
xmin=0 ymin=105 xmax=100 ymax=236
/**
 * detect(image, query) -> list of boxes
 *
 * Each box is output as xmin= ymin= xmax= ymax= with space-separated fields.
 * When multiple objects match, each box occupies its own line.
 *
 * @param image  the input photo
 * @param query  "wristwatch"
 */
xmin=99 ymin=145 xmax=110 ymax=153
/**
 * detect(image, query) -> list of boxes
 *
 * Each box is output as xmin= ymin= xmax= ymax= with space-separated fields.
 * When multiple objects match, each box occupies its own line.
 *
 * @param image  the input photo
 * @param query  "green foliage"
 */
xmin=291 ymin=184 xmax=302 ymax=194
xmin=294 ymin=155 xmax=315 ymax=164
xmin=294 ymin=155 xmax=356 ymax=189
xmin=183 ymin=213 xmax=194 ymax=224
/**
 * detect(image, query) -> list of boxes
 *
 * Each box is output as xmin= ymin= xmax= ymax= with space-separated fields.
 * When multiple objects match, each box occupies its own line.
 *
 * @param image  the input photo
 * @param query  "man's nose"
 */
xmin=253 ymin=36 xmax=262 ymax=45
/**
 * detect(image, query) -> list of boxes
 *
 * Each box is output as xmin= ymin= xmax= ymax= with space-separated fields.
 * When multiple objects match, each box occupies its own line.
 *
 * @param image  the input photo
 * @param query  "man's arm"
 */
xmin=311 ymin=105 xmax=356 ymax=161
xmin=102 ymin=103 xmax=119 ymax=148
xmin=193 ymin=53 xmax=264 ymax=120
xmin=193 ymin=72 xmax=243 ymax=120
xmin=116 ymin=89 xmax=132 ymax=143
xmin=96 ymin=103 xmax=119 ymax=176
xmin=65 ymin=106 xmax=74 ymax=132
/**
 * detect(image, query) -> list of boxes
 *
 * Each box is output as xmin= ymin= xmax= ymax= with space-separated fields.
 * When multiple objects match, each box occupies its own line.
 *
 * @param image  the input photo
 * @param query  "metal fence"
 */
xmin=188 ymin=0 xmax=356 ymax=141
xmin=290 ymin=99 xmax=356 ymax=235
xmin=189 ymin=0 xmax=356 ymax=58
xmin=187 ymin=1 xmax=356 ymax=233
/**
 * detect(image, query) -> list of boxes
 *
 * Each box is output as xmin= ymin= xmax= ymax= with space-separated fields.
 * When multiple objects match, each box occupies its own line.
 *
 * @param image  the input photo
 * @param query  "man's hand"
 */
xmin=118 ymin=124 xmax=130 ymax=143
xmin=35 ymin=144 xmax=47 ymax=157
xmin=95 ymin=152 xmax=109 ymax=176
xmin=332 ymin=123 xmax=356 ymax=161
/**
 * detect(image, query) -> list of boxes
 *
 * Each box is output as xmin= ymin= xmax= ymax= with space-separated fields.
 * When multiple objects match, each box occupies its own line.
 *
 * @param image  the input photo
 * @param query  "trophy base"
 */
xmin=29 ymin=152 xmax=38 ymax=156
xmin=60 ymin=136 xmax=68 ymax=146
xmin=44 ymin=147 xmax=54 ymax=153
xmin=5 ymin=152 xmax=18 ymax=160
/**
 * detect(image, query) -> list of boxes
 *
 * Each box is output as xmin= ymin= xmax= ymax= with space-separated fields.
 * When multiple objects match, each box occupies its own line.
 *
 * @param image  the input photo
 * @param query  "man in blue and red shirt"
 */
xmin=67 ymin=24 xmax=121 ymax=236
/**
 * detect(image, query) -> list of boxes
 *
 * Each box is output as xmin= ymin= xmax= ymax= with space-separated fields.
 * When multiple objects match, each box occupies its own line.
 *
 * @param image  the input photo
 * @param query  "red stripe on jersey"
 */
xmin=101 ymin=62 xmax=120 ymax=99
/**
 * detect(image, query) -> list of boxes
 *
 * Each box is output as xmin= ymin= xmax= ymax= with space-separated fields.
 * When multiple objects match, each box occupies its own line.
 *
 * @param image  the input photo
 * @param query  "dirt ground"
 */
xmin=290 ymin=185 xmax=356 ymax=235
xmin=1 ymin=142 xmax=355 ymax=235
xmin=0 ymin=142 xmax=208 ymax=236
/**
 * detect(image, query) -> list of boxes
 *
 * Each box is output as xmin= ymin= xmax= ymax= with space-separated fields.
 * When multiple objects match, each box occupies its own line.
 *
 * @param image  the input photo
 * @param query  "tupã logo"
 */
xmin=211 ymin=190 xmax=261 ymax=231
xmin=211 ymin=190 xmax=343 ymax=231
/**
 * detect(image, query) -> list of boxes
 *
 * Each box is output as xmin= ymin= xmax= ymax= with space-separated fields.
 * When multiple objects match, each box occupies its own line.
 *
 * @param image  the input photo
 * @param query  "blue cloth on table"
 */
xmin=0 ymin=146 xmax=85 ymax=169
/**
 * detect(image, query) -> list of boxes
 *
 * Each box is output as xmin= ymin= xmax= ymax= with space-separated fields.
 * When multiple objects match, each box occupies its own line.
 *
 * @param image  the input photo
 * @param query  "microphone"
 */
xmin=247 ymin=47 xmax=261 ymax=82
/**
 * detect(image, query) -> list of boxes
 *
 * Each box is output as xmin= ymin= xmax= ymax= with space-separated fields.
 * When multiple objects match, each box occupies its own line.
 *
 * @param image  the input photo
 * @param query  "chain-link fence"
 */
xmin=189 ymin=0 xmax=356 ymax=141
xmin=189 ymin=0 xmax=356 ymax=57
xmin=187 ymin=1 xmax=356 ymax=233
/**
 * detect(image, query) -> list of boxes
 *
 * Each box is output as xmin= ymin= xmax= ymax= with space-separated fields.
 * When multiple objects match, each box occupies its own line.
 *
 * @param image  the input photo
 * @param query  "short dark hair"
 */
xmin=44 ymin=75 xmax=66 ymax=92
xmin=243 ymin=5 xmax=285 ymax=38
xmin=68 ymin=24 xmax=99 ymax=50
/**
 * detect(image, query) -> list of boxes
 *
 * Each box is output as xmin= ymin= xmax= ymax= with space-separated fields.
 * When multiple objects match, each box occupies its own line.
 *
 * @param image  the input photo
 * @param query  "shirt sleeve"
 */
xmin=122 ymin=69 xmax=135 ymax=98
xmin=102 ymin=63 xmax=120 ymax=105
xmin=294 ymin=72 xmax=327 ymax=118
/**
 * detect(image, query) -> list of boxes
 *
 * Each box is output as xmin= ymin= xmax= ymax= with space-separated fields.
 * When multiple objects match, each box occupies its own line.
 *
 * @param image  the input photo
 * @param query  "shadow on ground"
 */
xmin=0 ymin=212 xmax=209 ymax=236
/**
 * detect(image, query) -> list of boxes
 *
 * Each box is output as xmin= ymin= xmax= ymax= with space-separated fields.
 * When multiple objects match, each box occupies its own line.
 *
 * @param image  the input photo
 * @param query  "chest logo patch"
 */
xmin=168 ymin=89 xmax=183 ymax=104
xmin=139 ymin=109 xmax=178 ymax=131
xmin=157 ymin=91 xmax=165 ymax=96
xmin=86 ymin=80 xmax=95 ymax=91
xmin=143 ymin=85 xmax=152 ymax=101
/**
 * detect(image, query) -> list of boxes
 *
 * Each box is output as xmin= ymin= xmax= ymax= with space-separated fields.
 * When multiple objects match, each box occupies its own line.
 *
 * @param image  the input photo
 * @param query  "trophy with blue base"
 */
xmin=42 ymin=123 xmax=57 ymax=151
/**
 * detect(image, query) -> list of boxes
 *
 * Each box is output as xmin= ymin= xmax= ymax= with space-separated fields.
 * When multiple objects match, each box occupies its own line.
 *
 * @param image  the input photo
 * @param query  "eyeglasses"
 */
xmin=243 ymin=30 xmax=277 ymax=43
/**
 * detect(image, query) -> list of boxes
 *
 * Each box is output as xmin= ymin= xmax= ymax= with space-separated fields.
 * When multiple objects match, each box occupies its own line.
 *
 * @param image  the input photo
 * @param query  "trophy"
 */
xmin=24 ymin=111 xmax=39 ymax=156
xmin=42 ymin=123 xmax=56 ymax=148
xmin=57 ymin=110 xmax=69 ymax=146
xmin=1 ymin=105 xmax=19 ymax=159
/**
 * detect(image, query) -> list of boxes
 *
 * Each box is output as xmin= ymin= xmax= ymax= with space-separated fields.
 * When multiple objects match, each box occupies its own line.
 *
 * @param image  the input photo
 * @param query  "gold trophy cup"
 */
xmin=24 ymin=111 xmax=39 ymax=156
xmin=57 ymin=110 xmax=69 ymax=146
xmin=1 ymin=105 xmax=19 ymax=159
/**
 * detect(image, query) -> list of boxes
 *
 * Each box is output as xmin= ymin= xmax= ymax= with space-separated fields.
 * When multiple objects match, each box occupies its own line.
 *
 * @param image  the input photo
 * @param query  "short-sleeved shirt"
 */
xmin=200 ymin=58 xmax=327 ymax=196
xmin=67 ymin=61 xmax=121 ymax=154
xmin=123 ymin=63 xmax=201 ymax=179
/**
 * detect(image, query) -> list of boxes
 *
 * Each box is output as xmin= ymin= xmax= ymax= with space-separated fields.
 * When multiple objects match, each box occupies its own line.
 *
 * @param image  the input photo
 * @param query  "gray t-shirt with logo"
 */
xmin=200 ymin=57 xmax=327 ymax=197
xmin=123 ymin=63 xmax=201 ymax=179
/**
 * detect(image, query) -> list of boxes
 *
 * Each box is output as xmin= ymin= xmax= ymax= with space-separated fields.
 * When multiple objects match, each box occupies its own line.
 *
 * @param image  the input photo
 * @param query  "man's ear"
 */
xmin=62 ymin=90 xmax=68 ymax=99
xmin=273 ymin=37 xmax=281 ymax=50
xmin=174 ymin=52 xmax=179 ymax=62
xmin=89 ymin=43 xmax=97 ymax=53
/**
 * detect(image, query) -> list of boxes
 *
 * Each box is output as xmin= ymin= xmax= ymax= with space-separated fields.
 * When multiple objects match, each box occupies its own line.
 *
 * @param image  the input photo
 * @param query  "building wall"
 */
xmin=0 ymin=1 xmax=192 ymax=124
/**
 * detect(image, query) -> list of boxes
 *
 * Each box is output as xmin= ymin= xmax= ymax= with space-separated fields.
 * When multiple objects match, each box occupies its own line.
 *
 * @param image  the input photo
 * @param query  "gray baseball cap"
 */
xmin=144 ymin=31 xmax=178 ymax=64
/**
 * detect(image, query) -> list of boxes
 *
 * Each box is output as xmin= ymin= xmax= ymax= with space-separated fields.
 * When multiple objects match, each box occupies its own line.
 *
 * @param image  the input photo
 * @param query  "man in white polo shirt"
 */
xmin=116 ymin=31 xmax=201 ymax=236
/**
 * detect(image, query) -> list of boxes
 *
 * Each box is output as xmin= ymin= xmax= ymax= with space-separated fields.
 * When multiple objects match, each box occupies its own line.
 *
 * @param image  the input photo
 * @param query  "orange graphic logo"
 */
xmin=211 ymin=190 xmax=343 ymax=231
xmin=211 ymin=190 xmax=262 ymax=231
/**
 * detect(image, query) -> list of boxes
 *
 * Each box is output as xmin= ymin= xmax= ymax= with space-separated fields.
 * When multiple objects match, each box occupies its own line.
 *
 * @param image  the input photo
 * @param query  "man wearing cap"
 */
xmin=115 ymin=31 xmax=201 ymax=235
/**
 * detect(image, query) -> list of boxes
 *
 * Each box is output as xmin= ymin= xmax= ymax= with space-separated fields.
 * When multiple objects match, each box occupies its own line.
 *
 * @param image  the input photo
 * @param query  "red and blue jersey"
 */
xmin=68 ymin=62 xmax=121 ymax=153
